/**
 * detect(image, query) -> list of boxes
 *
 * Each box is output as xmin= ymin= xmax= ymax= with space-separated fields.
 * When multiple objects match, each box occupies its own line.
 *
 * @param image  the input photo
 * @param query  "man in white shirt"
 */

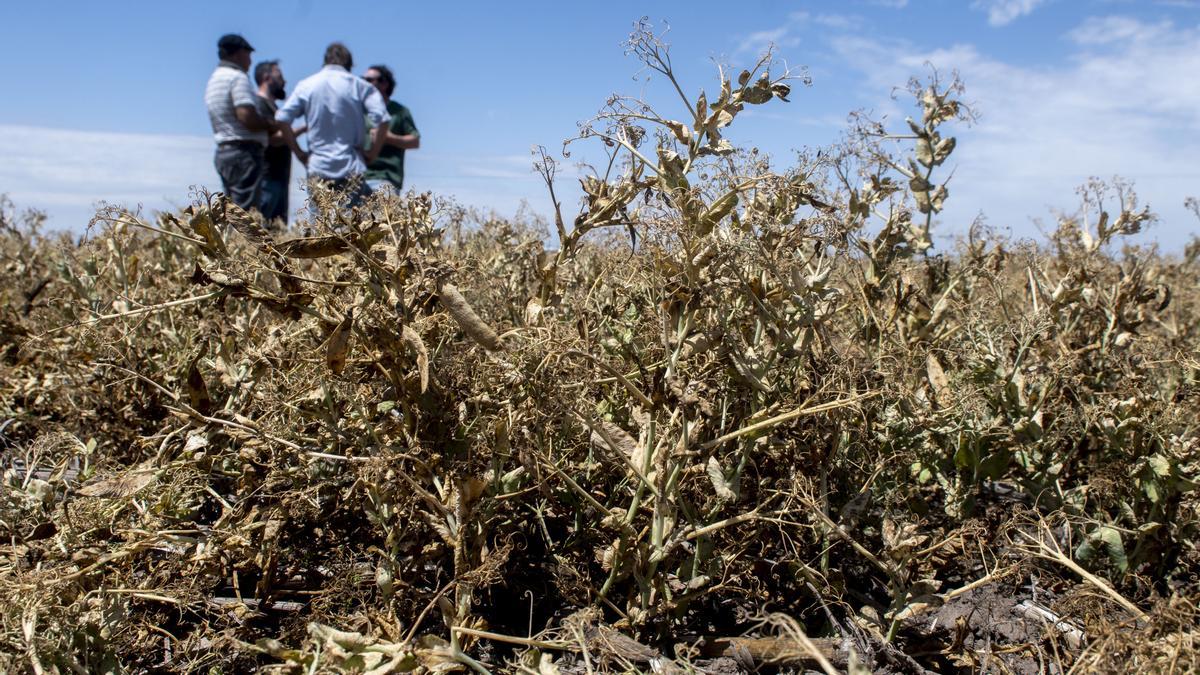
xmin=204 ymin=34 xmax=293 ymax=211
xmin=275 ymin=43 xmax=390 ymax=211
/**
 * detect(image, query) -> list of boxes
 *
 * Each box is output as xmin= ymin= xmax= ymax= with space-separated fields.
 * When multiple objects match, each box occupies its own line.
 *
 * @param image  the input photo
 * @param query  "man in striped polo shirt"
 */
xmin=204 ymin=34 xmax=300 ymax=212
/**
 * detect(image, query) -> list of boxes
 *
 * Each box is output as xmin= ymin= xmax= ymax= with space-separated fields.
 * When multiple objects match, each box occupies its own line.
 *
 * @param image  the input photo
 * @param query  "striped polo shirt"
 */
xmin=204 ymin=61 xmax=268 ymax=146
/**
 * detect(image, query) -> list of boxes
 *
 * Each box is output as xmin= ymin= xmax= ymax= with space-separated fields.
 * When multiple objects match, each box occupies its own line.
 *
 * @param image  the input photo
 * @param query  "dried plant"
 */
xmin=1 ymin=22 xmax=1198 ymax=675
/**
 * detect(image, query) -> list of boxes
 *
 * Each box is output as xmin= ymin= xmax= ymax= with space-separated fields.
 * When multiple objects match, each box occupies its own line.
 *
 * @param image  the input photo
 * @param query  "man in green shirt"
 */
xmin=362 ymin=65 xmax=419 ymax=194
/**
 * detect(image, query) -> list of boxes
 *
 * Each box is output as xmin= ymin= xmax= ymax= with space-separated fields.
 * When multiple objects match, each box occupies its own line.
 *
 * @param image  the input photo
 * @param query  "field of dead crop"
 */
xmin=3 ymin=25 xmax=1200 ymax=674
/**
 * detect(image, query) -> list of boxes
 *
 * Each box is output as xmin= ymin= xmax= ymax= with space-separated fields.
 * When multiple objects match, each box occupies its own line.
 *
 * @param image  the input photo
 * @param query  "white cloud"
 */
xmin=971 ymin=0 xmax=1048 ymax=26
xmin=828 ymin=16 xmax=1200 ymax=246
xmin=736 ymin=26 xmax=800 ymax=55
xmin=0 ymin=124 xmax=551 ymax=232
xmin=0 ymin=125 xmax=216 ymax=231
xmin=1067 ymin=15 xmax=1173 ymax=44
xmin=736 ymin=11 xmax=860 ymax=55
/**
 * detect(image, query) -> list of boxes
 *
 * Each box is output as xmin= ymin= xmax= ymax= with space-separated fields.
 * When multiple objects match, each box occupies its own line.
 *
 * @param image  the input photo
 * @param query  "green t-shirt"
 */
xmin=364 ymin=100 xmax=418 ymax=189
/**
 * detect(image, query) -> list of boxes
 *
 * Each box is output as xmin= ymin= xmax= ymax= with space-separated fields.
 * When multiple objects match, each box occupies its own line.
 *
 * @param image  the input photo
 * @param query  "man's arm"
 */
xmin=231 ymin=74 xmax=275 ymax=133
xmin=383 ymin=131 xmax=420 ymax=149
xmin=364 ymin=120 xmax=389 ymax=164
xmin=274 ymin=88 xmax=306 ymax=126
xmin=234 ymin=105 xmax=277 ymax=132
xmin=385 ymin=108 xmax=419 ymax=149
xmin=278 ymin=124 xmax=309 ymax=165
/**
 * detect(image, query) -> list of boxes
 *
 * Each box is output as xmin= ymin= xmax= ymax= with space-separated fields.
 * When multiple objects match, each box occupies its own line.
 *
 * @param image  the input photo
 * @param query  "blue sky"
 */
xmin=2 ymin=0 xmax=1199 ymax=247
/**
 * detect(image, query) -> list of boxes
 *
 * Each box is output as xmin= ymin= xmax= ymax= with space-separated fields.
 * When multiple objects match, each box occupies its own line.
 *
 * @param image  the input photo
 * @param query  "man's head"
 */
xmin=217 ymin=34 xmax=254 ymax=71
xmin=254 ymin=60 xmax=286 ymax=100
xmin=323 ymin=42 xmax=353 ymax=70
xmin=364 ymin=65 xmax=395 ymax=99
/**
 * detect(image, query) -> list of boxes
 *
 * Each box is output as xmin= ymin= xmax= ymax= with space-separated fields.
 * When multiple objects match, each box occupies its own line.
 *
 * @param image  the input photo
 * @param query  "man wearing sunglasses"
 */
xmin=362 ymin=65 xmax=420 ymax=195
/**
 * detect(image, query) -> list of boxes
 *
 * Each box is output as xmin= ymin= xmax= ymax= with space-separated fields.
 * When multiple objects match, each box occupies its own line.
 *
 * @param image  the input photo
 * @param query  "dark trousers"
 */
xmin=214 ymin=142 xmax=265 ymax=212
xmin=260 ymin=178 xmax=289 ymax=225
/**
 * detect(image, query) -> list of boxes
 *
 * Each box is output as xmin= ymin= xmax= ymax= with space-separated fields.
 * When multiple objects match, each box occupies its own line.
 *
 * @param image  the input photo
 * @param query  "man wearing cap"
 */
xmin=275 ymin=42 xmax=389 ymax=211
xmin=204 ymin=34 xmax=299 ymax=211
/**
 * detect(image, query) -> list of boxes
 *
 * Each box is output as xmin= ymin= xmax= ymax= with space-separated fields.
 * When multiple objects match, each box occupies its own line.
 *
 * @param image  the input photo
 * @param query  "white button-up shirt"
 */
xmin=275 ymin=65 xmax=391 ymax=180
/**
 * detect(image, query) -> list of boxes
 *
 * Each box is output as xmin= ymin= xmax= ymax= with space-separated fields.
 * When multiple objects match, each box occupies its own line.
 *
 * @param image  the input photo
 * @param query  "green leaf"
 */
xmin=1076 ymin=526 xmax=1128 ymax=573
xmin=1147 ymin=454 xmax=1172 ymax=479
xmin=978 ymin=451 xmax=1011 ymax=480
xmin=1143 ymin=479 xmax=1161 ymax=504
xmin=953 ymin=437 xmax=976 ymax=470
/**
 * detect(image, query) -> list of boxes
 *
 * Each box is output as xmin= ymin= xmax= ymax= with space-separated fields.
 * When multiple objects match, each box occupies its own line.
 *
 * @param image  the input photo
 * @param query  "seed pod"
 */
xmin=185 ymin=344 xmax=213 ymax=415
xmin=438 ymin=282 xmax=502 ymax=351
xmin=219 ymin=198 xmax=271 ymax=245
xmin=696 ymin=190 xmax=739 ymax=237
xmin=277 ymin=226 xmax=387 ymax=258
xmin=401 ymin=325 xmax=429 ymax=393
xmin=277 ymin=235 xmax=348 ymax=258
xmin=678 ymin=330 xmax=716 ymax=359
xmin=78 ymin=471 xmax=157 ymax=499
xmin=690 ymin=243 xmax=718 ymax=269
xmin=325 ymin=309 xmax=354 ymax=374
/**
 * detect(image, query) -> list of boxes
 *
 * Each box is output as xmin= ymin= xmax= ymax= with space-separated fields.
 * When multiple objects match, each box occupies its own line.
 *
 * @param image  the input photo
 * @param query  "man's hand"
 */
xmin=279 ymin=125 xmax=308 ymax=166
xmin=364 ymin=120 xmax=389 ymax=165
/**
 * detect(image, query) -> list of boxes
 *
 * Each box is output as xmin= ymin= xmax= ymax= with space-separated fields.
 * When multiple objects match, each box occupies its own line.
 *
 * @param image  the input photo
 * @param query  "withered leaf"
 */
xmin=665 ymin=120 xmax=691 ymax=144
xmin=926 ymin=352 xmax=952 ymax=409
xmin=185 ymin=206 xmax=228 ymax=257
xmin=78 ymin=470 xmax=157 ymax=498
xmin=590 ymin=418 xmax=643 ymax=467
xmin=706 ymin=456 xmax=738 ymax=502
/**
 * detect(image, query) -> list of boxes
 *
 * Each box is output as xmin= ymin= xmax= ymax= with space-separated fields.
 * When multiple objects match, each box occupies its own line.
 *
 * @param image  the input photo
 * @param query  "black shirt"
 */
xmin=256 ymin=94 xmax=292 ymax=184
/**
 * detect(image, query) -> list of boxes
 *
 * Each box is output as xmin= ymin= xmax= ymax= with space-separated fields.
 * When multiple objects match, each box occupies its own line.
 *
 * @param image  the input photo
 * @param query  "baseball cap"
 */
xmin=218 ymin=34 xmax=255 ymax=55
